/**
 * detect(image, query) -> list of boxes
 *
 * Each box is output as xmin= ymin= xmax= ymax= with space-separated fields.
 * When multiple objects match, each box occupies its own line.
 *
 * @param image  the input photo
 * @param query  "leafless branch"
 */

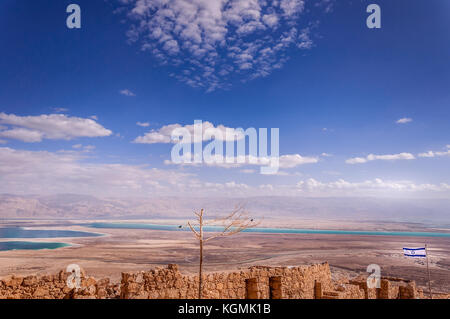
xmin=186 ymin=205 xmax=259 ymax=298
xmin=187 ymin=221 xmax=200 ymax=239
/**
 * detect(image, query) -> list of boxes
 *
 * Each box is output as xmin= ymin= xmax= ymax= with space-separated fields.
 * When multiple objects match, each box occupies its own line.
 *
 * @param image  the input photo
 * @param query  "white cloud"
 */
xmin=164 ymin=153 xmax=318 ymax=170
xmin=117 ymin=0 xmax=326 ymax=91
xmin=137 ymin=122 xmax=150 ymax=127
xmin=418 ymin=148 xmax=450 ymax=158
xmin=0 ymin=147 xmax=191 ymax=196
xmin=296 ymin=178 xmax=450 ymax=195
xmin=396 ymin=117 xmax=413 ymax=124
xmin=0 ymin=113 xmax=112 ymax=142
xmin=368 ymin=153 xmax=415 ymax=161
xmin=279 ymin=154 xmax=318 ymax=168
xmin=224 ymin=181 xmax=249 ymax=189
xmin=346 ymin=152 xmax=415 ymax=164
xmin=346 ymin=146 xmax=450 ymax=164
xmin=120 ymin=89 xmax=136 ymax=96
xmin=267 ymin=170 xmax=290 ymax=176
xmin=262 ymin=14 xmax=279 ymax=28
xmin=134 ymin=121 xmax=245 ymax=144
xmin=418 ymin=151 xmax=434 ymax=158
xmin=0 ymin=147 xmax=448 ymax=198
xmin=280 ymin=0 xmax=305 ymax=16
xmin=345 ymin=157 xmax=367 ymax=164
xmin=0 ymin=128 xmax=44 ymax=143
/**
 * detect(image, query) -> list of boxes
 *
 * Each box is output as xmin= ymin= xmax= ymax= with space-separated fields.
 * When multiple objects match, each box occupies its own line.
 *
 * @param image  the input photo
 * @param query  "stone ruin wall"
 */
xmin=0 ymin=262 xmax=425 ymax=299
xmin=0 ymin=269 xmax=120 ymax=299
xmin=121 ymin=263 xmax=334 ymax=299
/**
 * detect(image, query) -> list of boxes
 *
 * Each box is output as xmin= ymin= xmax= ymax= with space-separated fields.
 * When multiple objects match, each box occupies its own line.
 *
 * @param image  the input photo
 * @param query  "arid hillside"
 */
xmin=1 ymin=194 xmax=449 ymax=224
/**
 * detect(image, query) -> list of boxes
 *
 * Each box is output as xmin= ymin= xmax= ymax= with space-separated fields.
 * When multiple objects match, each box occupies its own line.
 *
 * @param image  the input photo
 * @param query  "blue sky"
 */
xmin=0 ymin=0 xmax=449 ymax=198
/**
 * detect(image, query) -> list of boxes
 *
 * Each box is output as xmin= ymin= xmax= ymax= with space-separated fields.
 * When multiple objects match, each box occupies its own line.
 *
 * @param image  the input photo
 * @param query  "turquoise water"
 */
xmin=87 ymin=222 xmax=450 ymax=238
xmin=0 ymin=227 xmax=101 ymax=251
xmin=0 ymin=227 xmax=102 ymax=239
xmin=0 ymin=241 xmax=70 ymax=251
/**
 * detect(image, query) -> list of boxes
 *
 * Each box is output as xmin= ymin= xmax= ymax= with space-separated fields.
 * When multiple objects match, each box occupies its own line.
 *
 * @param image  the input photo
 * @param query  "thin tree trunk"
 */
xmin=198 ymin=210 xmax=203 ymax=299
xmin=199 ymin=239 xmax=203 ymax=299
xmin=187 ymin=207 xmax=255 ymax=299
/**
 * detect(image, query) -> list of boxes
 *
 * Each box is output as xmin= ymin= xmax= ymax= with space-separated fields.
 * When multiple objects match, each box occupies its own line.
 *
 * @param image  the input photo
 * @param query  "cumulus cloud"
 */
xmin=120 ymin=89 xmax=136 ymax=96
xmin=396 ymin=117 xmax=413 ymax=124
xmin=0 ymin=113 xmax=112 ymax=142
xmin=137 ymin=122 xmax=150 ymax=127
xmin=0 ymin=147 xmax=448 ymax=198
xmin=0 ymin=147 xmax=191 ymax=196
xmin=346 ymin=152 xmax=415 ymax=164
xmin=0 ymin=128 xmax=44 ymax=143
xmin=133 ymin=121 xmax=245 ymax=144
xmin=418 ymin=148 xmax=450 ymax=158
xmin=296 ymin=178 xmax=450 ymax=195
xmin=279 ymin=154 xmax=318 ymax=167
xmin=0 ymin=147 xmax=259 ymax=197
xmin=117 ymin=0 xmax=327 ymax=91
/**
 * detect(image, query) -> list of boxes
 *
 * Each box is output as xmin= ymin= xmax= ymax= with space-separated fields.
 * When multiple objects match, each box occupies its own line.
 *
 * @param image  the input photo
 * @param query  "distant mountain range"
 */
xmin=0 ymin=193 xmax=449 ymax=224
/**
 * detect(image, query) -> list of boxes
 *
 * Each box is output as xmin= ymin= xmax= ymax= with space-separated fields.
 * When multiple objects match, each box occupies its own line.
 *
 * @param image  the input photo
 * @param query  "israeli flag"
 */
xmin=403 ymin=247 xmax=426 ymax=258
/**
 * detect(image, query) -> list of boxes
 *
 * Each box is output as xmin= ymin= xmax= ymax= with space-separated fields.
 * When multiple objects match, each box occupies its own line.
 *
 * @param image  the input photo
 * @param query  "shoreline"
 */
xmin=1 ymin=220 xmax=449 ymax=293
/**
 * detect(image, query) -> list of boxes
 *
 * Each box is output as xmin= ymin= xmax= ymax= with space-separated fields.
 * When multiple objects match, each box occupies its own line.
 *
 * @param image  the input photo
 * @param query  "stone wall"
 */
xmin=349 ymin=276 xmax=423 ymax=299
xmin=0 ymin=263 xmax=425 ymax=299
xmin=120 ymin=263 xmax=334 ymax=299
xmin=0 ymin=270 xmax=120 ymax=299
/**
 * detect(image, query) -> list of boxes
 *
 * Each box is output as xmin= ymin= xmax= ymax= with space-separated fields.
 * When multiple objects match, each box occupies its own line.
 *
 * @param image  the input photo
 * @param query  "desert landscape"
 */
xmin=1 ymin=218 xmax=449 ymax=295
xmin=1 ymin=0 xmax=449 ymax=303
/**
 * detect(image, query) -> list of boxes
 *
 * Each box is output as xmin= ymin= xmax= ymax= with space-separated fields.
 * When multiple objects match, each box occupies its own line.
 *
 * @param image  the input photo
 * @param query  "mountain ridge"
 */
xmin=0 ymin=194 xmax=449 ymax=224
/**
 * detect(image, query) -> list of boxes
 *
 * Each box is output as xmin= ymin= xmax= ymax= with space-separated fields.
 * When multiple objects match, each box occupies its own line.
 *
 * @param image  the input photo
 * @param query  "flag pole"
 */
xmin=425 ymin=244 xmax=432 ymax=299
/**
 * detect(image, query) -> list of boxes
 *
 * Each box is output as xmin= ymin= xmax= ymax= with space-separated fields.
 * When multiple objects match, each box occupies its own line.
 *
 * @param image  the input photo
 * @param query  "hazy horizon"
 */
xmin=1 ymin=193 xmax=449 ymax=225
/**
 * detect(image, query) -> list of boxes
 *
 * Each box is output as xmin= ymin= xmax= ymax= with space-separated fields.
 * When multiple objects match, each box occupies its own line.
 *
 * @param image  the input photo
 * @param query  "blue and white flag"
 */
xmin=403 ymin=247 xmax=426 ymax=258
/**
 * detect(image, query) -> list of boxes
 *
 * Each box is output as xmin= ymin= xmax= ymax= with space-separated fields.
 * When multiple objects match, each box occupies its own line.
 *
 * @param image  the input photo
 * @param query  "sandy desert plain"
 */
xmin=1 ymin=218 xmax=450 ymax=295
